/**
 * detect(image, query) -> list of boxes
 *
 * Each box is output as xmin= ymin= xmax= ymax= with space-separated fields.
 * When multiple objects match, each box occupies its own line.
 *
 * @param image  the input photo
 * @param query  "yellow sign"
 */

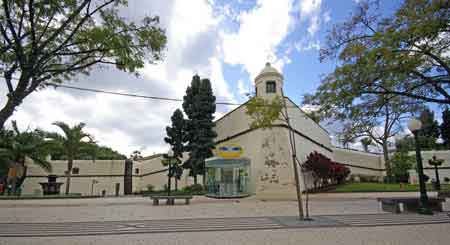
xmin=216 ymin=143 xmax=243 ymax=158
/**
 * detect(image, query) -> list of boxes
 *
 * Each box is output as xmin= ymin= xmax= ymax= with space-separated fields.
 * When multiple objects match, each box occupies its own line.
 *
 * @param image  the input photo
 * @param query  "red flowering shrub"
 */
xmin=304 ymin=151 xmax=351 ymax=188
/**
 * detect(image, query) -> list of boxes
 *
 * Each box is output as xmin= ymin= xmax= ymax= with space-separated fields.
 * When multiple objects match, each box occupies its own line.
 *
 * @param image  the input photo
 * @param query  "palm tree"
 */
xmin=47 ymin=122 xmax=94 ymax=195
xmin=0 ymin=122 xmax=52 ymax=194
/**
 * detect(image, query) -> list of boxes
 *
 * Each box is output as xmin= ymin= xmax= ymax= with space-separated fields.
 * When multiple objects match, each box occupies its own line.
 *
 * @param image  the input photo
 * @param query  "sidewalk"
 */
xmin=1 ymin=212 xmax=449 ymax=237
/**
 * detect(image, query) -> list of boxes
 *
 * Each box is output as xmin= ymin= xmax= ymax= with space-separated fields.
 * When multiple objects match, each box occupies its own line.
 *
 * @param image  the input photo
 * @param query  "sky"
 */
xmin=0 ymin=0 xmax=442 ymax=156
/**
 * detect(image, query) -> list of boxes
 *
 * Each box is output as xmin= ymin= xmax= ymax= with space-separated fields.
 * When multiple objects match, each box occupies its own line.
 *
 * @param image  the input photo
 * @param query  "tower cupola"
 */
xmin=254 ymin=62 xmax=283 ymax=98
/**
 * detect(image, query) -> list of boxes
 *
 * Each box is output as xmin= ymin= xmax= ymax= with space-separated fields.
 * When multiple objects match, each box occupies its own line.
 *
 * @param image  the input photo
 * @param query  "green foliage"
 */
xmin=245 ymin=96 xmax=284 ymax=129
xmin=46 ymin=121 xmax=95 ymax=194
xmin=51 ymin=144 xmax=125 ymax=160
xmin=304 ymin=111 xmax=321 ymax=123
xmin=182 ymin=75 xmax=217 ymax=183
xmin=0 ymin=0 xmax=167 ymax=128
xmin=182 ymin=184 xmax=204 ymax=194
xmin=360 ymin=137 xmax=372 ymax=152
xmin=331 ymin=182 xmax=450 ymax=193
xmin=47 ymin=122 xmax=96 ymax=161
xmin=441 ymin=108 xmax=450 ymax=148
xmin=418 ymin=108 xmax=440 ymax=148
xmin=319 ymin=0 xmax=450 ymax=105
xmin=390 ymin=151 xmax=414 ymax=183
xmin=0 ymin=122 xmax=52 ymax=192
xmin=395 ymin=136 xmax=416 ymax=152
xmin=164 ymin=109 xmax=186 ymax=160
xmin=0 ymin=122 xmax=52 ymax=172
xmin=146 ymin=184 xmax=155 ymax=193
xmin=163 ymin=108 xmax=186 ymax=190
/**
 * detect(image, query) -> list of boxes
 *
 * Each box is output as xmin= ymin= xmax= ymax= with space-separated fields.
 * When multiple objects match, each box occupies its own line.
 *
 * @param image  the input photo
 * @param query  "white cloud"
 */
xmin=237 ymin=79 xmax=250 ymax=96
xmin=296 ymin=0 xmax=324 ymax=50
xmin=221 ymin=0 xmax=295 ymax=80
xmin=294 ymin=39 xmax=321 ymax=51
xmin=299 ymin=0 xmax=322 ymax=18
xmin=1 ymin=0 xmax=236 ymax=156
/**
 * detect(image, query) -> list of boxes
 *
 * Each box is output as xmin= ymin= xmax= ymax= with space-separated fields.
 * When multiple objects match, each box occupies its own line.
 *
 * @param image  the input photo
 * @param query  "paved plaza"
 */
xmin=0 ymin=193 xmax=449 ymax=244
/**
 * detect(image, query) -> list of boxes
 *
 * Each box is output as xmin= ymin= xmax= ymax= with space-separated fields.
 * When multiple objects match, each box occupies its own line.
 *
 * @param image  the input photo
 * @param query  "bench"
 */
xmin=377 ymin=197 xmax=445 ymax=213
xmin=150 ymin=195 xmax=193 ymax=205
xmin=438 ymin=190 xmax=450 ymax=198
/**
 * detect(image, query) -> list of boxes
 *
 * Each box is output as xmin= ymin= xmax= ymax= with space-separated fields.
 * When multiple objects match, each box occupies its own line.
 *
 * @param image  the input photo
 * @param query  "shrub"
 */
xmin=146 ymin=184 xmax=155 ymax=193
xmin=444 ymin=177 xmax=450 ymax=183
xmin=182 ymin=184 xmax=204 ymax=194
xmin=303 ymin=151 xmax=351 ymax=188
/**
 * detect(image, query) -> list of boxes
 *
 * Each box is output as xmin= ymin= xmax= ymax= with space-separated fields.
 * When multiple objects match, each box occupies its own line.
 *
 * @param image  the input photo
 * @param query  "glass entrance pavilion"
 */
xmin=205 ymin=157 xmax=251 ymax=198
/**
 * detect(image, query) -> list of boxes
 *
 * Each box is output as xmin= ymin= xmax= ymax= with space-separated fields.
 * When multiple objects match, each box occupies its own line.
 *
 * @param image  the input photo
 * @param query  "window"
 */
xmin=72 ymin=167 xmax=79 ymax=174
xmin=135 ymin=168 xmax=140 ymax=174
xmin=266 ymin=81 xmax=276 ymax=93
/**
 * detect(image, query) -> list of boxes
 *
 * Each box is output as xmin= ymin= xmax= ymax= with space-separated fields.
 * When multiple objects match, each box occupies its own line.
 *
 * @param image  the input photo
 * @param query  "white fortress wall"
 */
xmin=332 ymin=147 xmax=385 ymax=179
xmin=22 ymin=159 xmax=126 ymax=195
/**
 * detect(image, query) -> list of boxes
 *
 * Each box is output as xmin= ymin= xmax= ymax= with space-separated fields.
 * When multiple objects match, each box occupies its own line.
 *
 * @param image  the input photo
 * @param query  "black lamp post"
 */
xmin=167 ymin=149 xmax=174 ymax=197
xmin=408 ymin=119 xmax=433 ymax=215
xmin=429 ymin=156 xmax=443 ymax=191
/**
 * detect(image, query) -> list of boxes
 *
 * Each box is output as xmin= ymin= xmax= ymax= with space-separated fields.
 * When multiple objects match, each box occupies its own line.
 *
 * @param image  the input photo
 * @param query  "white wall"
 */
xmin=22 ymin=159 xmax=126 ymax=196
xmin=408 ymin=150 xmax=450 ymax=184
xmin=332 ymin=147 xmax=385 ymax=179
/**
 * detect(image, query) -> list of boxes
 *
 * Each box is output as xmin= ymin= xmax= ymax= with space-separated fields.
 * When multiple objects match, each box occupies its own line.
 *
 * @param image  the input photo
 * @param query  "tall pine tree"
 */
xmin=419 ymin=108 xmax=440 ymax=149
xmin=441 ymin=108 xmax=450 ymax=149
xmin=182 ymin=75 xmax=217 ymax=184
xmin=164 ymin=109 xmax=186 ymax=191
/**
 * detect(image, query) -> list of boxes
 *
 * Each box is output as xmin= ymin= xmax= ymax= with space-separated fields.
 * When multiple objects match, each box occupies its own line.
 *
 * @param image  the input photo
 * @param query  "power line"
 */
xmin=44 ymin=82 xmax=241 ymax=106
xmin=1 ymin=75 xmax=305 ymax=108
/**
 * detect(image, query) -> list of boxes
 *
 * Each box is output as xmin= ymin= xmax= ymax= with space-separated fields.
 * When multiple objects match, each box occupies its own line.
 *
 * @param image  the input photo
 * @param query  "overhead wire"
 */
xmin=1 ymin=75 xmax=306 ymax=108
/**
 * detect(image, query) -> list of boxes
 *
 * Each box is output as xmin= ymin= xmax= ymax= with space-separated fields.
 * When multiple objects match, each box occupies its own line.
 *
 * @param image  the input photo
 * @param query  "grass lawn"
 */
xmin=329 ymin=182 xmax=450 ymax=193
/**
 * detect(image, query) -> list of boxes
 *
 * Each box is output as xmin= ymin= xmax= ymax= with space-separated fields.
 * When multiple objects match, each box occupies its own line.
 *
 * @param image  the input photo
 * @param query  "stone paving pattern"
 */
xmin=1 ymin=192 xmax=449 ymax=244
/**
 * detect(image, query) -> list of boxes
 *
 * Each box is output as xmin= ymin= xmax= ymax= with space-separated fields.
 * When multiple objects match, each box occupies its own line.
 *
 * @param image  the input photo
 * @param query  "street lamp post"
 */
xmin=167 ymin=149 xmax=174 ymax=197
xmin=429 ymin=156 xmax=443 ymax=191
xmin=408 ymin=119 xmax=433 ymax=215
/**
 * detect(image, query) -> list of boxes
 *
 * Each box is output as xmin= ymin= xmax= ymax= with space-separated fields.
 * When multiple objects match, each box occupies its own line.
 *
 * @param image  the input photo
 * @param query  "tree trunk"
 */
xmin=0 ymin=98 xmax=20 ymax=129
xmin=65 ymin=159 xmax=73 ymax=195
xmin=382 ymin=141 xmax=391 ymax=179
xmin=16 ymin=165 xmax=27 ymax=194
xmin=193 ymin=175 xmax=197 ymax=185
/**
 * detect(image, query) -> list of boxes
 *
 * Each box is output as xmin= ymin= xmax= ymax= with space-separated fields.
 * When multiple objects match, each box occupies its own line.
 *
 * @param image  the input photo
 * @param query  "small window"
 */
xmin=135 ymin=168 xmax=140 ymax=174
xmin=72 ymin=167 xmax=79 ymax=174
xmin=266 ymin=81 xmax=276 ymax=93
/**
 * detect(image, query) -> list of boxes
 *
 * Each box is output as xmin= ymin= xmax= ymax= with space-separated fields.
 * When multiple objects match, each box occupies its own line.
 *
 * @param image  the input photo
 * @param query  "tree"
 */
xmin=46 ymin=121 xmax=95 ymax=194
xmin=319 ymin=0 xmax=450 ymax=105
xmin=441 ymin=108 xmax=450 ymax=148
xmin=0 ymin=0 xmax=167 ymax=129
xmin=395 ymin=135 xmax=416 ymax=152
xmin=418 ymin=108 xmax=440 ymax=149
xmin=51 ymin=144 xmax=125 ymax=160
xmin=246 ymin=95 xmax=307 ymax=220
xmin=390 ymin=150 xmax=415 ymax=183
xmin=164 ymin=109 xmax=186 ymax=192
xmin=303 ymin=151 xmax=350 ymax=187
xmin=360 ymin=137 xmax=372 ymax=152
xmin=182 ymin=75 xmax=217 ymax=184
xmin=0 ymin=121 xmax=52 ymax=194
xmin=306 ymin=88 xmax=423 ymax=178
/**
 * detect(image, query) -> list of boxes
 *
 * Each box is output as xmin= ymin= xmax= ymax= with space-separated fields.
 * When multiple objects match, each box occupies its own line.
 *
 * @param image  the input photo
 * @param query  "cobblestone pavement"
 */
xmin=1 ymin=192 xmax=447 ymax=223
xmin=1 ymin=223 xmax=449 ymax=245
xmin=1 ymin=193 xmax=449 ymax=244
xmin=0 ymin=213 xmax=449 ymax=237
